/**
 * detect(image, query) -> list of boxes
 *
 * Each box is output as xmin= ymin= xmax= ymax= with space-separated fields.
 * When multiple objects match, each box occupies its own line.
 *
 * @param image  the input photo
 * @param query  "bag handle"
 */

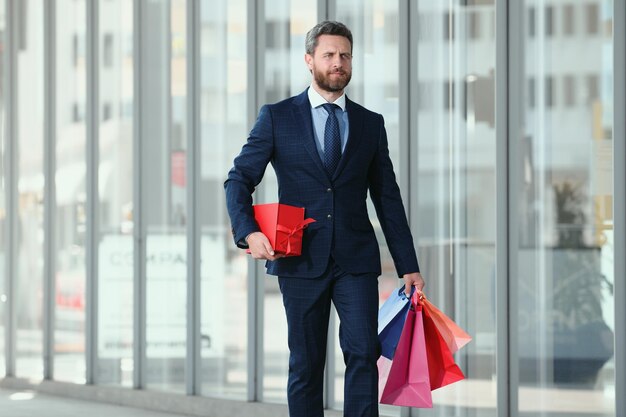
xmin=410 ymin=288 xmax=425 ymax=309
xmin=396 ymin=286 xmax=425 ymax=310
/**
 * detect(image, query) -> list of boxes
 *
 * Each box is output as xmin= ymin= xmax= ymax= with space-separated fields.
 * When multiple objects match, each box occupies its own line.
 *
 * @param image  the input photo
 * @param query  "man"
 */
xmin=225 ymin=21 xmax=424 ymax=417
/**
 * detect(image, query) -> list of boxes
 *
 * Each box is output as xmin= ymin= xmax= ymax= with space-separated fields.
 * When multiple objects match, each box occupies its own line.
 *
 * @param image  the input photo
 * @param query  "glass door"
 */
xmin=510 ymin=1 xmax=615 ymax=416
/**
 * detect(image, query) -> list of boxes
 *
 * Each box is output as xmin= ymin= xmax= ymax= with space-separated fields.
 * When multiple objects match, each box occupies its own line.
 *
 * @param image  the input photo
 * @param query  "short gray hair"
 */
xmin=305 ymin=21 xmax=353 ymax=55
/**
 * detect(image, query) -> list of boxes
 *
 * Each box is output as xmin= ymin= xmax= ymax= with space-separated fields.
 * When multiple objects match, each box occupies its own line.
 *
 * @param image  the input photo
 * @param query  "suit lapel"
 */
xmin=332 ymin=97 xmax=364 ymax=181
xmin=292 ymin=91 xmax=329 ymax=182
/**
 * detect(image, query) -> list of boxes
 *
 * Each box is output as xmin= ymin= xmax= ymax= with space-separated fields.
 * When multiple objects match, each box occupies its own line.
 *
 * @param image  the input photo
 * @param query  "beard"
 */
xmin=312 ymin=66 xmax=352 ymax=93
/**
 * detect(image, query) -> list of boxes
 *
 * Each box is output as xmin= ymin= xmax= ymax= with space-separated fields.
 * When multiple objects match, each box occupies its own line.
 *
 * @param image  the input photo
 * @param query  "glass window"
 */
xmin=0 ymin=0 xmax=6 ymax=379
xmin=262 ymin=0 xmax=316 ymax=403
xmin=529 ymin=77 xmax=536 ymax=108
xmin=416 ymin=1 xmax=497 ymax=415
xmin=586 ymin=3 xmax=599 ymax=35
xmin=198 ymin=0 xmax=248 ymax=400
xmin=54 ymin=0 xmax=87 ymax=384
xmin=545 ymin=75 xmax=555 ymax=107
xmin=142 ymin=0 xmax=187 ymax=393
xmin=72 ymin=34 xmax=81 ymax=67
xmin=418 ymin=81 xmax=432 ymax=111
xmin=512 ymin=1 xmax=615 ymax=416
xmin=444 ymin=80 xmax=455 ymax=110
xmin=528 ymin=7 xmax=536 ymax=38
xmin=545 ymin=6 xmax=554 ymax=37
xmin=103 ymin=33 xmax=113 ymax=68
xmin=469 ymin=11 xmax=481 ymax=40
xmin=15 ymin=0 xmax=45 ymax=380
xmin=563 ymin=4 xmax=575 ymax=36
xmin=97 ymin=0 xmax=134 ymax=388
xmin=564 ymin=74 xmax=576 ymax=107
xmin=444 ymin=11 xmax=455 ymax=40
xmin=587 ymin=74 xmax=600 ymax=104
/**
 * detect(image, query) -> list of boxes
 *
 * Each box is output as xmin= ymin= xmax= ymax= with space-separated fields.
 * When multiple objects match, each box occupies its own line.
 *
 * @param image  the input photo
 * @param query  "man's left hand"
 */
xmin=403 ymin=272 xmax=425 ymax=299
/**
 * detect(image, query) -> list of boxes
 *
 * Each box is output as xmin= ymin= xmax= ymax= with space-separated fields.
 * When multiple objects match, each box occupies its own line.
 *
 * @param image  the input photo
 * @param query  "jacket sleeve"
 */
xmin=224 ymin=105 xmax=274 ymax=248
xmin=367 ymin=114 xmax=420 ymax=276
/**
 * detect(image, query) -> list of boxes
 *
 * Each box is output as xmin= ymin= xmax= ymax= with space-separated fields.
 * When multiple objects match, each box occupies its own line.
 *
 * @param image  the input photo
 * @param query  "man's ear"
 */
xmin=304 ymin=53 xmax=313 ymax=71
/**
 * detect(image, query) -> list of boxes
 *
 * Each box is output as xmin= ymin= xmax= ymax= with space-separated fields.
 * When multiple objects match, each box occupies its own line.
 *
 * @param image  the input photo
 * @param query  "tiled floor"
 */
xmin=0 ymin=388 xmax=193 ymax=417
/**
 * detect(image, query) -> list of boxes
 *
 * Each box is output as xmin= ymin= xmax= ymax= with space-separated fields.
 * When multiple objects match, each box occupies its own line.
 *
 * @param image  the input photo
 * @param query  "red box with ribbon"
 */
xmin=249 ymin=203 xmax=316 ymax=257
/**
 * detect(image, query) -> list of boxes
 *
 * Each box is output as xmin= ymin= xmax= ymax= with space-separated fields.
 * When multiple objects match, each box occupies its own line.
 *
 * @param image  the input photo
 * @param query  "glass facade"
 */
xmin=1 ymin=1 xmax=624 ymax=416
xmin=199 ymin=0 xmax=248 ymax=399
xmin=262 ymin=0 xmax=317 ymax=403
xmin=0 ymin=0 xmax=5 ymax=379
xmin=511 ymin=1 xmax=615 ymax=415
xmin=54 ymin=0 xmax=87 ymax=384
xmin=97 ymin=0 xmax=134 ymax=387
xmin=15 ymin=0 xmax=45 ymax=380
xmin=142 ymin=0 xmax=188 ymax=393
xmin=334 ymin=1 xmax=402 ymax=413
xmin=415 ymin=1 xmax=498 ymax=415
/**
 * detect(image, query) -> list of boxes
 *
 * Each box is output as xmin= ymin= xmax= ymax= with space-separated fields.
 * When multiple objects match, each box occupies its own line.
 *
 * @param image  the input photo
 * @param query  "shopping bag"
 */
xmin=379 ymin=295 xmax=433 ymax=408
xmin=422 ymin=297 xmax=471 ymax=354
xmin=377 ymin=356 xmax=393 ymax=401
xmin=422 ymin=303 xmax=465 ymax=390
xmin=378 ymin=287 xmax=412 ymax=359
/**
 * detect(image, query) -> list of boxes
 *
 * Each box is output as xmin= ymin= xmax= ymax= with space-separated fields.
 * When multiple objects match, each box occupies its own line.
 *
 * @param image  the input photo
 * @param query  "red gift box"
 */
xmin=248 ymin=203 xmax=316 ymax=256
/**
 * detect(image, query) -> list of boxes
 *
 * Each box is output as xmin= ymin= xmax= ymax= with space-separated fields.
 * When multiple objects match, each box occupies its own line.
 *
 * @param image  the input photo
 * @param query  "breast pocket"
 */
xmin=274 ymin=136 xmax=312 ymax=165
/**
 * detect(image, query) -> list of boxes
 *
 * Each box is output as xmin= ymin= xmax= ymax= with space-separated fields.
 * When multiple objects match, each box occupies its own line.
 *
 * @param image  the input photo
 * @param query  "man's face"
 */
xmin=305 ymin=34 xmax=352 ymax=93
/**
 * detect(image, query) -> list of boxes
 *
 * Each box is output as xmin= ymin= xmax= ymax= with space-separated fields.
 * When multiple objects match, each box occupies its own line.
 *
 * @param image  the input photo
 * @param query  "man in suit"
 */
xmin=225 ymin=21 xmax=424 ymax=417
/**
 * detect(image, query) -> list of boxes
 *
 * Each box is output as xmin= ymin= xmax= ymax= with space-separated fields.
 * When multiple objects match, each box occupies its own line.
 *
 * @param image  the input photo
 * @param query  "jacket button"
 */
xmin=327 ymin=214 xmax=332 ymax=219
xmin=326 ymin=188 xmax=332 ymax=193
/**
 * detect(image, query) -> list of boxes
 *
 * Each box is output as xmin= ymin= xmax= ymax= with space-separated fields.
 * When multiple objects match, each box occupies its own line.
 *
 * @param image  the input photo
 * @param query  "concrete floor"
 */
xmin=0 ymin=388 xmax=194 ymax=417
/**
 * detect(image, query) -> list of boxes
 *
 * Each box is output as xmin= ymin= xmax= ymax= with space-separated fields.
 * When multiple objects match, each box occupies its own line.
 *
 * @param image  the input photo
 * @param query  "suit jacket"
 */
xmin=224 ymin=89 xmax=419 ymax=279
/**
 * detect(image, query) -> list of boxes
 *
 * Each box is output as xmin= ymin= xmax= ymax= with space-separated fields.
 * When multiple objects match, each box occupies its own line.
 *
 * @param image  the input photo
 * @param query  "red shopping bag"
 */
xmin=422 ymin=297 xmax=471 ymax=354
xmin=422 ymin=303 xmax=465 ymax=390
xmin=379 ymin=297 xmax=433 ymax=408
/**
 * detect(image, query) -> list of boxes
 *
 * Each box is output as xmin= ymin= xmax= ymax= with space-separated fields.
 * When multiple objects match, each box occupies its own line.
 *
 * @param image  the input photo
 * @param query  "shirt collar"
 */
xmin=308 ymin=85 xmax=346 ymax=111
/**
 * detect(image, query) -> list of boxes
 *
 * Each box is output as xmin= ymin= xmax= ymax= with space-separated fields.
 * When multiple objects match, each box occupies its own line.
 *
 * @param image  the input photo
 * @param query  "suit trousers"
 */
xmin=278 ymin=262 xmax=380 ymax=417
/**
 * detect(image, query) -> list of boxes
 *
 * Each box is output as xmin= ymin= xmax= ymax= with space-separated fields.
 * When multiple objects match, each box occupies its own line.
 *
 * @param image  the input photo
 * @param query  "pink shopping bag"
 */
xmin=379 ymin=298 xmax=432 ymax=408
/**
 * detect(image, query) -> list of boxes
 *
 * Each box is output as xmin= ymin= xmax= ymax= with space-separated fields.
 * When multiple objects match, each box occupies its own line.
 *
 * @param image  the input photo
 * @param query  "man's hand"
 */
xmin=403 ymin=272 xmax=425 ymax=299
xmin=246 ymin=232 xmax=285 ymax=261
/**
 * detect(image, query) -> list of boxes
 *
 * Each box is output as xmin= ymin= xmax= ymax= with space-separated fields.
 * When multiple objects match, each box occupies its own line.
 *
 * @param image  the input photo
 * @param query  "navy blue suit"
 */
xmin=225 ymin=89 xmax=419 ymax=416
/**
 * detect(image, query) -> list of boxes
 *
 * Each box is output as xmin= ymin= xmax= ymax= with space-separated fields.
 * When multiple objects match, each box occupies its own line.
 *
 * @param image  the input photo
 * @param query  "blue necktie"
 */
xmin=322 ymin=103 xmax=341 ymax=176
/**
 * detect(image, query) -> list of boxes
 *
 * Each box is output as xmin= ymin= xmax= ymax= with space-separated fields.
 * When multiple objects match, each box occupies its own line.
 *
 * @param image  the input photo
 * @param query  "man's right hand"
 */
xmin=246 ymin=232 xmax=284 ymax=261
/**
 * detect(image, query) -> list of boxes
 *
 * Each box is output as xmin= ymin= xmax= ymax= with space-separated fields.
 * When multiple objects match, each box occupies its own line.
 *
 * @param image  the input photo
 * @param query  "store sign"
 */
xmin=98 ymin=233 xmax=225 ymax=359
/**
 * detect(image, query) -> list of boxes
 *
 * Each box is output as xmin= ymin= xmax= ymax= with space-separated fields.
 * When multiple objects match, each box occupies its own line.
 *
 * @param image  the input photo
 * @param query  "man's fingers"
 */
xmin=250 ymin=242 xmax=270 ymax=259
xmin=264 ymin=241 xmax=275 ymax=256
xmin=247 ymin=232 xmax=279 ymax=260
xmin=415 ymin=273 xmax=425 ymax=291
xmin=250 ymin=239 xmax=284 ymax=261
xmin=402 ymin=272 xmax=426 ymax=299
